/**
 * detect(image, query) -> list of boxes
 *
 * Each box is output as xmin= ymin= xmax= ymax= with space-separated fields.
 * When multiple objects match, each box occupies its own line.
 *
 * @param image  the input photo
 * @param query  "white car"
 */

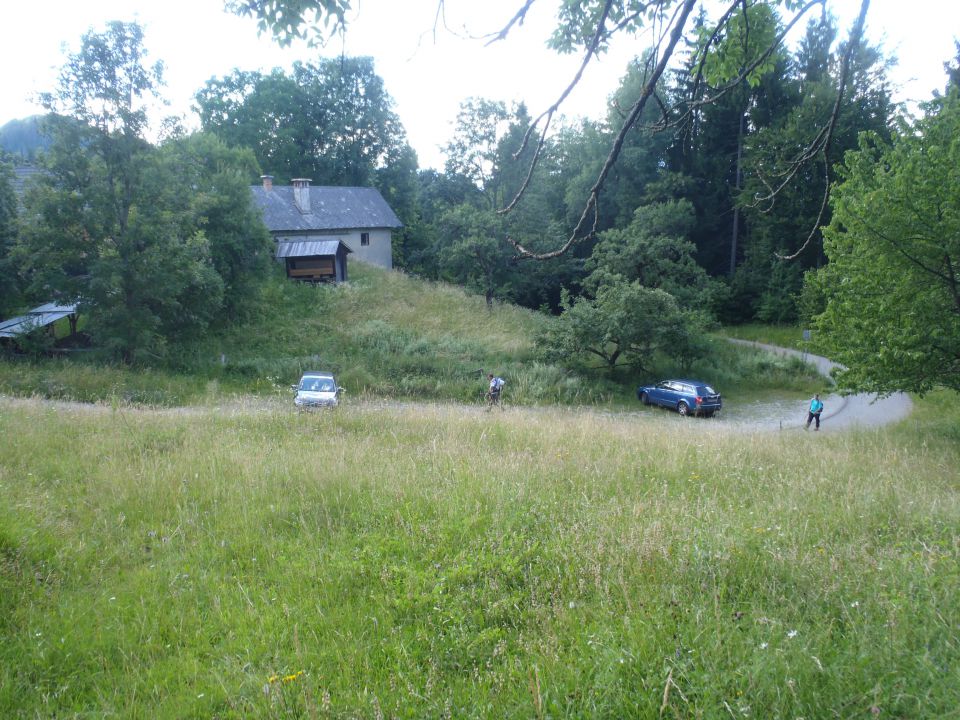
xmin=292 ymin=371 xmax=343 ymax=408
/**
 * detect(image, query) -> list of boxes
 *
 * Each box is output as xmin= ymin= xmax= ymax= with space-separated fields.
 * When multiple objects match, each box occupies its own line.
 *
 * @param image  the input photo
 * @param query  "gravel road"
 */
xmin=725 ymin=339 xmax=913 ymax=431
xmin=0 ymin=342 xmax=913 ymax=433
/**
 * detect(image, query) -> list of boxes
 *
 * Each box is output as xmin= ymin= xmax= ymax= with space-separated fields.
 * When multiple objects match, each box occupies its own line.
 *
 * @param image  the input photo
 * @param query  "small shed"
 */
xmin=275 ymin=239 xmax=352 ymax=282
xmin=0 ymin=302 xmax=79 ymax=343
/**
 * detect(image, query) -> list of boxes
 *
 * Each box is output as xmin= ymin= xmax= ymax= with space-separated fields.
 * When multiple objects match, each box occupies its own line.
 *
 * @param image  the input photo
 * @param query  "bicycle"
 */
xmin=484 ymin=387 xmax=504 ymax=411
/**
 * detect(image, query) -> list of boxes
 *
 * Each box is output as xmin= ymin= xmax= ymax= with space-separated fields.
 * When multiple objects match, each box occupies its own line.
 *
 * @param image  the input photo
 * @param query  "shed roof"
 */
xmin=251 ymin=185 xmax=402 ymax=233
xmin=275 ymin=239 xmax=353 ymax=258
xmin=0 ymin=302 xmax=78 ymax=339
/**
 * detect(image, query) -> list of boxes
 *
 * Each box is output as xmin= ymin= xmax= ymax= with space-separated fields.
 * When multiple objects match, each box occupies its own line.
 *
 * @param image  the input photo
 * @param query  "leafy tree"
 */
xmin=591 ymin=55 xmax=677 ymax=231
xmin=195 ymin=69 xmax=304 ymax=178
xmin=492 ymin=105 xmax=584 ymax=311
xmin=226 ymin=0 xmax=350 ymax=46
xmin=723 ymin=14 xmax=894 ymax=322
xmin=408 ymin=169 xmax=483 ymax=277
xmin=17 ymin=22 xmax=256 ymax=362
xmin=0 ymin=159 xmax=20 ymax=315
xmin=442 ymin=98 xmax=511 ymax=207
xmin=429 ymin=102 xmax=581 ymax=310
xmin=374 ymin=142 xmax=421 ymax=268
xmin=814 ymin=91 xmax=960 ymax=394
xmin=196 ymin=57 xmax=412 ymax=188
xmin=154 ymin=132 xmax=273 ymax=319
xmin=231 ymin=0 xmax=875 ymax=265
xmin=436 ymin=204 xmax=513 ymax=307
xmin=943 ymin=41 xmax=960 ymax=93
xmin=585 ymin=199 xmax=716 ymax=312
xmin=539 ymin=280 xmax=686 ymax=376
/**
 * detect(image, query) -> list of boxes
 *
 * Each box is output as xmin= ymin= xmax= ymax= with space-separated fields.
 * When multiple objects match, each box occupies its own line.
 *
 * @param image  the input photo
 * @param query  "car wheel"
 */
xmin=640 ymin=392 xmax=649 ymax=405
xmin=677 ymin=401 xmax=689 ymax=416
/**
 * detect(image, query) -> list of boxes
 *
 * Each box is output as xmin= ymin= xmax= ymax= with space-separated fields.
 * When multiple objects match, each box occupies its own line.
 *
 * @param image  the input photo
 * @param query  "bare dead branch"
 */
xmin=482 ymin=0 xmax=538 ymax=45
xmin=633 ymin=0 xmax=825 ymax=139
xmin=778 ymin=0 xmax=870 ymax=261
xmin=498 ymin=0 xmax=617 ymax=214
xmin=507 ymin=0 xmax=698 ymax=260
xmin=748 ymin=124 xmax=830 ymax=212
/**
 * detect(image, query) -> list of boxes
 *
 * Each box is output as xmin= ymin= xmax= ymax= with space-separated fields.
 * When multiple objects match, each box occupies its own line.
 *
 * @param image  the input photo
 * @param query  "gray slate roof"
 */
xmin=275 ymin=239 xmax=353 ymax=258
xmin=251 ymin=185 xmax=402 ymax=233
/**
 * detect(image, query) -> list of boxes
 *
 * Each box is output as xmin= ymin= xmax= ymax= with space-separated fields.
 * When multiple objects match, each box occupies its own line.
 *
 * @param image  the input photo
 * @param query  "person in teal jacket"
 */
xmin=805 ymin=393 xmax=824 ymax=430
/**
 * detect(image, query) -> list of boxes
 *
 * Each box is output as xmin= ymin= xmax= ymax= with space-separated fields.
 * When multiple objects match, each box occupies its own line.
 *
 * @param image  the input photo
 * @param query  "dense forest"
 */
xmin=1 ymin=1 xmax=959 ymax=394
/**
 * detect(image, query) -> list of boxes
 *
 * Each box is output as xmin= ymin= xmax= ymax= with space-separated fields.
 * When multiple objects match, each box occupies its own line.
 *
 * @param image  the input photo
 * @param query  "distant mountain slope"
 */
xmin=0 ymin=115 xmax=51 ymax=161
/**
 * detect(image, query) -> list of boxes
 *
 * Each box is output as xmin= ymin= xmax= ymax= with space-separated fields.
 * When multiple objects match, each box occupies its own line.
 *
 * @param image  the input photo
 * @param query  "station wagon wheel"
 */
xmin=677 ymin=401 xmax=689 ymax=416
xmin=640 ymin=392 xmax=649 ymax=405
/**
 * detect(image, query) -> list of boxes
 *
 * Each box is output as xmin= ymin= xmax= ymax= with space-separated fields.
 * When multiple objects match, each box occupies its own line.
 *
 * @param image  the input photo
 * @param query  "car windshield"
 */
xmin=301 ymin=378 xmax=334 ymax=392
xmin=697 ymin=385 xmax=716 ymax=395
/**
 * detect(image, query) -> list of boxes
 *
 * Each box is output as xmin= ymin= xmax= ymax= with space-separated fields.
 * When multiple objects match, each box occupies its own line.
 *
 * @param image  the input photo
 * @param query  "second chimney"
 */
xmin=261 ymin=174 xmax=274 ymax=191
xmin=292 ymin=178 xmax=312 ymax=214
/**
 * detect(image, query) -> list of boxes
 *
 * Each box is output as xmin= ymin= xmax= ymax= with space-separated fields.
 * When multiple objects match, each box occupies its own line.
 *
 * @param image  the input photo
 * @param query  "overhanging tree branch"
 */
xmin=498 ymin=0 xmax=617 ymax=215
xmin=777 ymin=0 xmax=870 ymax=261
xmin=506 ymin=0 xmax=698 ymax=260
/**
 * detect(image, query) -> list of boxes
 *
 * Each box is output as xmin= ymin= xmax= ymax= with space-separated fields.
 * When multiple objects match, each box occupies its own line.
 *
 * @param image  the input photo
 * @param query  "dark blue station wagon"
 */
xmin=637 ymin=379 xmax=722 ymax=417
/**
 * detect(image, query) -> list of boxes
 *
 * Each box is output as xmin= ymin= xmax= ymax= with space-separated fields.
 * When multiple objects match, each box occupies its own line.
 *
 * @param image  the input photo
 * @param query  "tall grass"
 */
xmin=1 ymin=266 xmax=823 ymax=407
xmin=2 ymin=395 xmax=957 ymax=718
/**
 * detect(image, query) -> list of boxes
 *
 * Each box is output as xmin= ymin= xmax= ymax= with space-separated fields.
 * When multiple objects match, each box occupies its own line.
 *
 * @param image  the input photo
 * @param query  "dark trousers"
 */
xmin=806 ymin=411 xmax=821 ymax=429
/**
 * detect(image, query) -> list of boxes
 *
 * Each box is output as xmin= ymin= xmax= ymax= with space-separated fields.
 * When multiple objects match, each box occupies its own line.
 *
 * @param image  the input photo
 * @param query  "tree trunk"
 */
xmin=729 ymin=101 xmax=747 ymax=277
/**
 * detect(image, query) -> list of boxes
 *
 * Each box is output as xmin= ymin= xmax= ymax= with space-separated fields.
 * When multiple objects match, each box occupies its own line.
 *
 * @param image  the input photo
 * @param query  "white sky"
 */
xmin=1 ymin=0 xmax=957 ymax=170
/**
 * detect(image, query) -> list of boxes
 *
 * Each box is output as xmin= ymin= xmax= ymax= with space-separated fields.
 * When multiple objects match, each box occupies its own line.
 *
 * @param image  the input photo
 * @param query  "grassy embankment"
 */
xmin=1 ymin=391 xmax=958 ymax=718
xmin=0 ymin=263 xmax=821 ymax=407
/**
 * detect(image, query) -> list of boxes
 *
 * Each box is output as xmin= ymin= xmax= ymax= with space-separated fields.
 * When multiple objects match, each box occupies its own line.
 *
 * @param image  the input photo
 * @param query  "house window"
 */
xmin=361 ymin=232 xmax=370 ymax=246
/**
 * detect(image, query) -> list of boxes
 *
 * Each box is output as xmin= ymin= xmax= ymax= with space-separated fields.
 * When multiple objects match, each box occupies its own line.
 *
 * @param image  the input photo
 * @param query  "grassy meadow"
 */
xmin=0 ymin=264 xmax=822 ymax=408
xmin=2 ymin=393 xmax=958 ymax=718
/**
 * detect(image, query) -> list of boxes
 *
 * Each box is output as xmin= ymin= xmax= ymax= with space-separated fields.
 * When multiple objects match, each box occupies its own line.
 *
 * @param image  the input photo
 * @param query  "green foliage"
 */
xmin=39 ymin=21 xmax=163 ymax=138
xmin=442 ymin=98 xmax=511 ymax=201
xmin=196 ymin=58 xmax=411 ymax=188
xmin=587 ymin=199 xmax=717 ymax=311
xmin=15 ymin=22 xmax=272 ymax=363
xmin=699 ymin=1 xmax=781 ymax=87
xmin=756 ymin=259 xmax=802 ymax=324
xmin=946 ymin=41 xmax=960 ymax=92
xmin=226 ymin=0 xmax=350 ymax=47
xmin=540 ymin=281 xmax=689 ymax=376
xmin=0 ymin=160 xmax=20 ymax=315
xmin=816 ymin=91 xmax=960 ymax=394
xmin=549 ymin=0 xmax=652 ymax=54
xmin=155 ymin=133 xmax=273 ymax=318
xmin=436 ymin=204 xmax=513 ymax=307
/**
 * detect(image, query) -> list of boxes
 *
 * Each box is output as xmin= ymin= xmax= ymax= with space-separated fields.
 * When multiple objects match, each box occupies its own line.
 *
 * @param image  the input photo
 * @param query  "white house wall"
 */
xmin=346 ymin=229 xmax=393 ymax=269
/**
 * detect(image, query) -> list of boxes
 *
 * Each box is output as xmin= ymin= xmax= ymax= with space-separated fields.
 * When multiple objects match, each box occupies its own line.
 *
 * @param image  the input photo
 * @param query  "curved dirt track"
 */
xmin=0 ymin=342 xmax=913 ymax=432
xmin=725 ymin=339 xmax=913 ymax=432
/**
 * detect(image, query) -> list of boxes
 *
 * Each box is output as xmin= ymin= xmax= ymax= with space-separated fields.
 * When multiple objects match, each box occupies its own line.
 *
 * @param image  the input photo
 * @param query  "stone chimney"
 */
xmin=292 ymin=178 xmax=312 ymax=214
xmin=260 ymin=175 xmax=273 ymax=191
